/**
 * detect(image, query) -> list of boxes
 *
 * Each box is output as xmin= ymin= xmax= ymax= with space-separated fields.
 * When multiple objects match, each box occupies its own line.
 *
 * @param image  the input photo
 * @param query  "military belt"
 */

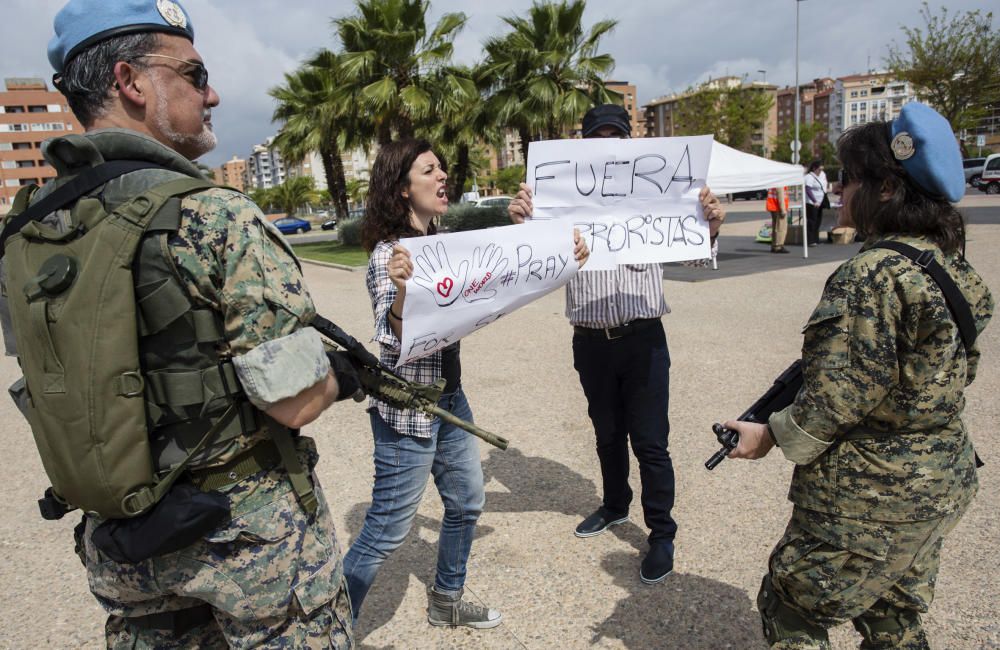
xmin=573 ymin=317 xmax=660 ymax=340
xmin=188 ymin=440 xmax=282 ymax=492
xmin=124 ymin=603 xmax=215 ymax=635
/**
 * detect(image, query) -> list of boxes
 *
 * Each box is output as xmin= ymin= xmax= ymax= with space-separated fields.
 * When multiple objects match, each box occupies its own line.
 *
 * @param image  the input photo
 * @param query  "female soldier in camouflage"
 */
xmin=724 ymin=103 xmax=993 ymax=649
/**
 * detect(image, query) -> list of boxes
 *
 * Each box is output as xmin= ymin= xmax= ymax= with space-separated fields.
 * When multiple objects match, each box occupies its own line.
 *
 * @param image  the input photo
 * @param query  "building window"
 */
xmin=16 ymin=160 xmax=36 ymax=168
xmin=28 ymin=105 xmax=47 ymax=113
xmin=850 ymin=91 xmax=858 ymax=98
xmin=3 ymin=105 xmax=25 ymax=113
xmin=0 ymin=142 xmax=10 ymax=151
xmin=861 ymin=90 xmax=868 ymax=97
xmin=4 ymin=179 xmax=19 ymax=187
xmin=1 ymin=161 xmax=15 ymax=169
xmin=19 ymin=178 xmax=37 ymax=186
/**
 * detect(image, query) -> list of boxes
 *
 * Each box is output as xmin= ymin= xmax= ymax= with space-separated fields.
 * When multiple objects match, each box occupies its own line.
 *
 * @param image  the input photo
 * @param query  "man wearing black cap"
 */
xmin=509 ymin=104 xmax=726 ymax=584
xmin=0 ymin=0 xmax=355 ymax=646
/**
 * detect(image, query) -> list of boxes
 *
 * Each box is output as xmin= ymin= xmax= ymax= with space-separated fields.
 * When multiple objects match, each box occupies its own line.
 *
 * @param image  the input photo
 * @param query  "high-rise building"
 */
xmin=0 ymin=78 xmax=83 ymax=215
xmin=830 ymin=73 xmax=917 ymax=144
xmin=246 ymin=137 xmax=285 ymax=190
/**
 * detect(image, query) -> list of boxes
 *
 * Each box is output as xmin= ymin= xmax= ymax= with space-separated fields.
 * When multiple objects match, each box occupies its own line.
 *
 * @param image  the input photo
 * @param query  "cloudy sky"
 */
xmin=1 ymin=0 xmax=989 ymax=167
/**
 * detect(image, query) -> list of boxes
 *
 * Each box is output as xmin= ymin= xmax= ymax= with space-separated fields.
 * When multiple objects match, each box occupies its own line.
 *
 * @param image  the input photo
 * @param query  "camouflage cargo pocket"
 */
xmin=802 ymin=298 xmax=851 ymax=369
xmin=177 ymin=490 xmax=305 ymax=623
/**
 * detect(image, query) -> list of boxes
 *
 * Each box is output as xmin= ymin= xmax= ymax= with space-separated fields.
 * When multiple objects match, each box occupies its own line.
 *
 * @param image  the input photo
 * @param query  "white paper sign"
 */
xmin=396 ymin=219 xmax=579 ymax=366
xmin=526 ymin=136 xmax=713 ymax=270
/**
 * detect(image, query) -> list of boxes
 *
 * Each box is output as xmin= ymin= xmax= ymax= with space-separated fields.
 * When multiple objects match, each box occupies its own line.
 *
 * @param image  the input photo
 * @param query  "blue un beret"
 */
xmin=48 ymin=0 xmax=195 ymax=73
xmin=889 ymin=102 xmax=964 ymax=203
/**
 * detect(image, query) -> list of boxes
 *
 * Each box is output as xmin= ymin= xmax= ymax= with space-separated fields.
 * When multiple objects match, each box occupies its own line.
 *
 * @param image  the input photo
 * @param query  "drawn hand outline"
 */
xmin=412 ymin=241 xmax=469 ymax=307
xmin=461 ymin=243 xmax=509 ymax=304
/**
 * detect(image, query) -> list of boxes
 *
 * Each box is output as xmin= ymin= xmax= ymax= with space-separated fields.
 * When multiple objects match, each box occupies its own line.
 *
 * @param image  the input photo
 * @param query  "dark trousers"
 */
xmin=572 ymin=321 xmax=677 ymax=544
xmin=806 ymin=203 xmax=823 ymax=244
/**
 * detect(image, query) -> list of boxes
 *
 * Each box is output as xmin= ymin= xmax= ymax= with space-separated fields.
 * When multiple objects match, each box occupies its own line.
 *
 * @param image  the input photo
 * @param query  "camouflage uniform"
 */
xmin=764 ymin=235 xmax=994 ymax=649
xmin=4 ymin=130 xmax=352 ymax=648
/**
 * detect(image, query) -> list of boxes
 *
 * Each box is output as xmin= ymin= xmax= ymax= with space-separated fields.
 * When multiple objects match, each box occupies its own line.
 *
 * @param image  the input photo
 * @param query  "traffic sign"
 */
xmin=978 ymin=135 xmax=987 ymax=147
xmin=790 ymin=139 xmax=801 ymax=152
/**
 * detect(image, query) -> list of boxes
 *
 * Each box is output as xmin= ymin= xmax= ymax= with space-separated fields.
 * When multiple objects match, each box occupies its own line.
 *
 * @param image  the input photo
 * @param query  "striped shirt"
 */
xmin=566 ymin=235 xmax=718 ymax=327
xmin=566 ymin=264 xmax=670 ymax=327
xmin=366 ymin=239 xmax=442 ymax=438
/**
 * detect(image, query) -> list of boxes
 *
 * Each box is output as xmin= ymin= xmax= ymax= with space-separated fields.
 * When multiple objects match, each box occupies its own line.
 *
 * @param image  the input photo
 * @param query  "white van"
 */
xmin=978 ymin=153 xmax=1000 ymax=195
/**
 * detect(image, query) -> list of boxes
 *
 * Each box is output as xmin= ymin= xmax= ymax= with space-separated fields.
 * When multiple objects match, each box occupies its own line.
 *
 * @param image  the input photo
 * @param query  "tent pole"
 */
xmin=801 ymin=181 xmax=808 ymax=258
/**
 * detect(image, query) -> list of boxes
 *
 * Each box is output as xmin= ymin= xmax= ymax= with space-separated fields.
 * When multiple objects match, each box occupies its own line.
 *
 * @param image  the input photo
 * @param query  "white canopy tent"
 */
xmin=706 ymin=140 xmax=809 ymax=262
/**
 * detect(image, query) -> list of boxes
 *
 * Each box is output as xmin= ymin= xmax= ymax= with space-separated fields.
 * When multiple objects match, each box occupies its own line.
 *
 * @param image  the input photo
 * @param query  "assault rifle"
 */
xmin=312 ymin=315 xmax=509 ymax=450
xmin=705 ymin=360 xmax=803 ymax=470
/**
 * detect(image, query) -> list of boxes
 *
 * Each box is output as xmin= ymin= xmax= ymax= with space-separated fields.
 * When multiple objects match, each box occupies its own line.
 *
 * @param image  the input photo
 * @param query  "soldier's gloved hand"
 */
xmin=328 ymin=351 xmax=364 ymax=402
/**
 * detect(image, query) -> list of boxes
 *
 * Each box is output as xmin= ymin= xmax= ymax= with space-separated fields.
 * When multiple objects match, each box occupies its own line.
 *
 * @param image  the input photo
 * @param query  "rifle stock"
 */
xmin=311 ymin=315 xmax=509 ymax=450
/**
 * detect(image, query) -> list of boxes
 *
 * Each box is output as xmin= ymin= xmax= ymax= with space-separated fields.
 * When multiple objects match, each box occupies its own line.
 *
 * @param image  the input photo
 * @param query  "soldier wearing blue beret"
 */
xmin=1 ymin=0 xmax=357 ymax=646
xmin=722 ymin=102 xmax=993 ymax=648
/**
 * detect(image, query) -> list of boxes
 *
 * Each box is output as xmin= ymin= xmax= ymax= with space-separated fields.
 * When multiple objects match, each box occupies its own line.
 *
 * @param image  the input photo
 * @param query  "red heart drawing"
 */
xmin=437 ymin=277 xmax=454 ymax=298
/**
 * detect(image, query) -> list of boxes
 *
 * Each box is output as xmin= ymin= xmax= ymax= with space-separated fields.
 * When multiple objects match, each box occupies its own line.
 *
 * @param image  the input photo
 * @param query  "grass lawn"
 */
xmin=293 ymin=241 xmax=369 ymax=267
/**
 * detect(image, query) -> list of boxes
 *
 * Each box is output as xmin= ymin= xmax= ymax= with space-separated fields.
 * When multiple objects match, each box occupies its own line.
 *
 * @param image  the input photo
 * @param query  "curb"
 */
xmin=298 ymin=258 xmax=363 ymax=272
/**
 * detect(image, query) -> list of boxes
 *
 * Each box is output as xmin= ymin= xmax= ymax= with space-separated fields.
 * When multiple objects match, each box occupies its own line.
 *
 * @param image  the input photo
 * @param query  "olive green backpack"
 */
xmin=1 ymin=162 xmax=232 ymax=519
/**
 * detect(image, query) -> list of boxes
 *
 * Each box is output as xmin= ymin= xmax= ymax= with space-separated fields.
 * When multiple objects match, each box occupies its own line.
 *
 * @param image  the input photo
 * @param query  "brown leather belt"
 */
xmin=573 ymin=318 xmax=660 ymax=340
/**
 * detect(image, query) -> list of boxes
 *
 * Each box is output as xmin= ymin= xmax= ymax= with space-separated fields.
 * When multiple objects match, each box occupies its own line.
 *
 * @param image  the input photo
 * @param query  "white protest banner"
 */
xmin=396 ymin=219 xmax=579 ymax=366
xmin=526 ymin=135 xmax=713 ymax=270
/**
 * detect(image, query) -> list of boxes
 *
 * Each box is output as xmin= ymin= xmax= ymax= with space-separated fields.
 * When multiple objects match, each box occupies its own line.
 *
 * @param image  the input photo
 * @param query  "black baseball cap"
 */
xmin=582 ymin=104 xmax=631 ymax=138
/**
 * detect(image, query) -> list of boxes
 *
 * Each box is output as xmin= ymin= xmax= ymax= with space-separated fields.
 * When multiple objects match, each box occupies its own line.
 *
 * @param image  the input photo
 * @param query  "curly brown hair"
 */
xmin=837 ymin=121 xmax=965 ymax=254
xmin=361 ymin=138 xmax=444 ymax=252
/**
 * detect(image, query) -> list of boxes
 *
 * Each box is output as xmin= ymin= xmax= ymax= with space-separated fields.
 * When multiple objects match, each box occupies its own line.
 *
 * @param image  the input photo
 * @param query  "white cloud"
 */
xmin=1 ymin=0 xmax=990 ymax=167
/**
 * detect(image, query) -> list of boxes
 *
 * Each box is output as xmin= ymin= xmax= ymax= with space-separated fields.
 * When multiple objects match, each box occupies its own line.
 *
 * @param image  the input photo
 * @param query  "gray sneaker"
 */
xmin=427 ymin=586 xmax=502 ymax=629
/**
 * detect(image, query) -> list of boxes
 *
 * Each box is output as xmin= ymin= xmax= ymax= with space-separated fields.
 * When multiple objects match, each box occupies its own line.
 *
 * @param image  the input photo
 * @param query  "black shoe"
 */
xmin=770 ymin=247 xmax=790 ymax=254
xmin=574 ymin=507 xmax=629 ymax=538
xmin=640 ymin=543 xmax=674 ymax=584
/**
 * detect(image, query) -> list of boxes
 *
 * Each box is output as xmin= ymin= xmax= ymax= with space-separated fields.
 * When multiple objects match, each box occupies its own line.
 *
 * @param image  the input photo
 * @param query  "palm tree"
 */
xmin=421 ymin=64 xmax=498 ymax=203
xmin=271 ymin=177 xmax=320 ymax=216
xmin=345 ymin=177 xmax=369 ymax=208
xmin=270 ymin=59 xmax=354 ymax=220
xmin=335 ymin=0 xmax=468 ymax=144
xmin=481 ymin=0 xmax=618 ymax=161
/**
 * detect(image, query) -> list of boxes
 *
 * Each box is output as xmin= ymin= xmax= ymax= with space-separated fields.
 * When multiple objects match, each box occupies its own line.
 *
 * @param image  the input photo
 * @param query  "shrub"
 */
xmin=438 ymin=204 xmax=510 ymax=233
xmin=338 ymin=218 xmax=363 ymax=247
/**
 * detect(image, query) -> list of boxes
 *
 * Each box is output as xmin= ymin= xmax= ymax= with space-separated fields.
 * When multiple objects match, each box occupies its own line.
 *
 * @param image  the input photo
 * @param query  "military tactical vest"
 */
xmin=1 ymin=138 xmax=259 ymax=519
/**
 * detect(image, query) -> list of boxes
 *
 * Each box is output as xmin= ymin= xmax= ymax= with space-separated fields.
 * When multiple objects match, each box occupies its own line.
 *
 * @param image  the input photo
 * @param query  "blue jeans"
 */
xmin=343 ymin=388 xmax=485 ymax=617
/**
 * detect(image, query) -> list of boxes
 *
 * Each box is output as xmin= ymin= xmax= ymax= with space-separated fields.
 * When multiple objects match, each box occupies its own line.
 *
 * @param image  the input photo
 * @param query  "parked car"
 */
xmin=963 ymin=157 xmax=987 ymax=187
xmin=272 ymin=216 xmax=312 ymax=234
xmin=473 ymin=195 xmax=513 ymax=209
xmin=321 ymin=219 xmax=338 ymax=230
xmin=731 ymin=189 xmax=767 ymax=201
xmin=976 ymin=154 xmax=1000 ymax=195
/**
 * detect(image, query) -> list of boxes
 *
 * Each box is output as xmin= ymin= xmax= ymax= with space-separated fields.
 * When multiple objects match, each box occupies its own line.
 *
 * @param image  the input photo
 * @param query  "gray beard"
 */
xmin=153 ymin=91 xmax=217 ymax=159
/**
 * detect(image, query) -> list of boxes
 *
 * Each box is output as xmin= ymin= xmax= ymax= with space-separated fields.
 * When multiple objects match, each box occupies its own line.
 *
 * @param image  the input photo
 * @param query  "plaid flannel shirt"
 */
xmin=366 ymin=240 xmax=441 ymax=438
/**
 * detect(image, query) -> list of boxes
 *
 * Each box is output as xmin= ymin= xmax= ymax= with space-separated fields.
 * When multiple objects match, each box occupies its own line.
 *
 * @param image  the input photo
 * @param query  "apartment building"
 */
xmin=246 ymin=137 xmax=285 ymax=190
xmin=215 ymin=155 xmax=246 ymax=193
xmin=830 ymin=73 xmax=917 ymax=143
xmin=643 ymin=76 xmax=778 ymax=156
xmin=0 ymin=78 xmax=83 ymax=215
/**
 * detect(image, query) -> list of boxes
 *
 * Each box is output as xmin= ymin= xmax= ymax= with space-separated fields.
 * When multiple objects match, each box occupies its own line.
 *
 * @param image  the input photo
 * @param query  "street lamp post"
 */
xmin=757 ymin=69 xmax=767 ymax=84
xmin=795 ymin=0 xmax=807 ymax=257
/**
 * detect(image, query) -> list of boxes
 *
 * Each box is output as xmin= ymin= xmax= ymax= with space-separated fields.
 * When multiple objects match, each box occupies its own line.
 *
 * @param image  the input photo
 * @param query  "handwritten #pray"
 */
xmin=526 ymin=135 xmax=713 ymax=270
xmin=396 ymin=219 xmax=579 ymax=366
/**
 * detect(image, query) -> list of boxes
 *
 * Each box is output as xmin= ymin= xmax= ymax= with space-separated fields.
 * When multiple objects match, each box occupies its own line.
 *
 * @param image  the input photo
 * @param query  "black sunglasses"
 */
xmin=839 ymin=168 xmax=856 ymax=186
xmin=134 ymin=54 xmax=209 ymax=91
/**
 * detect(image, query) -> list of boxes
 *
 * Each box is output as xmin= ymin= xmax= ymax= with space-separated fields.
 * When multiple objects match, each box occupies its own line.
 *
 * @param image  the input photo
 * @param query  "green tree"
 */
xmin=422 ymin=64 xmax=500 ymax=204
xmin=887 ymin=3 xmax=1000 ymax=154
xmin=772 ymin=121 xmax=824 ymax=164
xmin=270 ymin=61 xmax=354 ymax=220
xmin=271 ymin=177 xmax=320 ymax=216
xmin=346 ymin=178 xmax=369 ymax=208
xmin=249 ymin=187 xmax=275 ymax=213
xmin=481 ymin=0 xmax=618 ymax=161
xmin=335 ymin=0 xmax=468 ymax=144
xmin=486 ymin=165 xmax=526 ymax=195
xmin=675 ymin=84 xmax=774 ymax=152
